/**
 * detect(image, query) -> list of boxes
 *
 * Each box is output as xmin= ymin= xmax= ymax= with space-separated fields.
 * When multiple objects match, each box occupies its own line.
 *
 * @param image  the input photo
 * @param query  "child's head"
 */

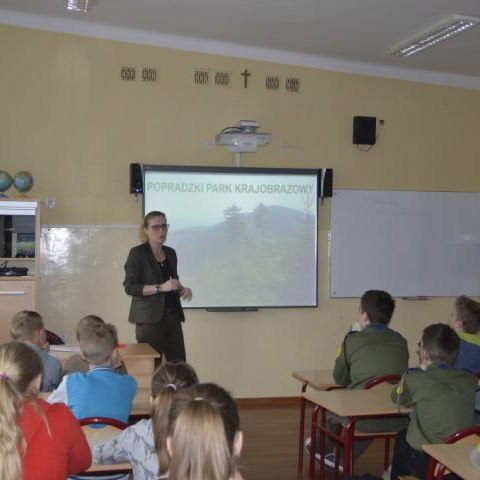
xmin=0 ymin=341 xmax=43 ymax=396
xmin=0 ymin=342 xmax=43 ymax=480
xmin=420 ymin=323 xmax=460 ymax=367
xmin=166 ymin=383 xmax=242 ymax=480
xmin=76 ymin=315 xmax=105 ymax=342
xmin=10 ymin=310 xmax=45 ymax=346
xmin=151 ymin=361 xmax=199 ymax=397
xmin=359 ymin=290 xmax=395 ymax=326
xmin=152 ymin=361 xmax=199 ymax=475
xmin=451 ymin=295 xmax=480 ymax=334
xmin=79 ymin=323 xmax=118 ymax=366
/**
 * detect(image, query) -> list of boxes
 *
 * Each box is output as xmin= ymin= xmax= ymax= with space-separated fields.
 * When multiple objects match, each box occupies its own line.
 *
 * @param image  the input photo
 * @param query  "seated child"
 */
xmin=63 ymin=315 xmax=127 ymax=375
xmin=390 ymin=323 xmax=477 ymax=479
xmin=165 ymin=383 xmax=244 ymax=480
xmin=10 ymin=310 xmax=62 ymax=392
xmin=48 ymin=322 xmax=137 ymax=424
xmin=0 ymin=341 xmax=91 ymax=480
xmin=92 ymin=361 xmax=198 ymax=480
xmin=307 ymin=290 xmax=409 ymax=468
xmin=333 ymin=290 xmax=409 ymax=388
xmin=450 ymin=295 xmax=480 ymax=373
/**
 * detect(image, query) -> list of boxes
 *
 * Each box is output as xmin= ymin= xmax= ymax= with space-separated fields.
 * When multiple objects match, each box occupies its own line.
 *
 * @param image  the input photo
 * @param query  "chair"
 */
xmin=79 ymin=417 xmax=129 ymax=429
xmin=330 ymin=374 xmax=404 ymax=479
xmin=73 ymin=417 xmax=131 ymax=478
xmin=45 ymin=329 xmax=65 ymax=345
xmin=364 ymin=374 xmax=402 ymax=390
xmin=425 ymin=425 xmax=480 ymax=480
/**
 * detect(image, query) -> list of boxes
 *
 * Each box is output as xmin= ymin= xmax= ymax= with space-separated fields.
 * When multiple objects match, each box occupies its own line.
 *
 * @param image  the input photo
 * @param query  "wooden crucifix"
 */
xmin=241 ymin=69 xmax=251 ymax=88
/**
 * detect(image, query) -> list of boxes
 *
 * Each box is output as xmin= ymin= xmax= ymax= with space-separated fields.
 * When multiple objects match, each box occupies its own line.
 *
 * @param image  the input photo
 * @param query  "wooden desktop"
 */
xmin=423 ymin=437 xmax=480 ymax=480
xmin=83 ymin=423 xmax=132 ymax=474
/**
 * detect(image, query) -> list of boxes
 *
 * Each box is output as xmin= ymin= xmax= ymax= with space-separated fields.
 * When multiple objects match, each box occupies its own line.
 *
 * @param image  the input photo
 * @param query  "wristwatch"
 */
xmin=155 ymin=285 xmax=161 ymax=293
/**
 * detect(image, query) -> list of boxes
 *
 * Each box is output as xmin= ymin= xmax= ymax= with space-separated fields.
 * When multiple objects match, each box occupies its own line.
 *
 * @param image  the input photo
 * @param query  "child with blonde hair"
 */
xmin=93 ymin=361 xmax=198 ymax=480
xmin=0 ymin=342 xmax=91 ymax=480
xmin=10 ymin=310 xmax=62 ymax=391
xmin=49 ymin=322 xmax=137 ymax=423
xmin=63 ymin=314 xmax=127 ymax=375
xmin=165 ymin=383 xmax=244 ymax=480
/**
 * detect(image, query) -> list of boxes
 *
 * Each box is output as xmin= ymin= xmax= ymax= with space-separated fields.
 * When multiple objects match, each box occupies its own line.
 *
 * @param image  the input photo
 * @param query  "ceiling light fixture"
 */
xmin=66 ymin=0 xmax=95 ymax=13
xmin=387 ymin=14 xmax=480 ymax=57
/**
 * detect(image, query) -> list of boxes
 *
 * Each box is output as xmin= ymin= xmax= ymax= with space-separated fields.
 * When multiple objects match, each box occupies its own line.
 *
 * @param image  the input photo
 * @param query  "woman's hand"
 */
xmin=162 ymin=277 xmax=180 ymax=292
xmin=180 ymin=286 xmax=193 ymax=301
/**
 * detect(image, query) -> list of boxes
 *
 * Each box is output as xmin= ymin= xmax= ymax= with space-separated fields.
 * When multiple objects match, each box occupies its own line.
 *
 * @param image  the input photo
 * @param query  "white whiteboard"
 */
xmin=40 ymin=225 xmax=139 ymax=342
xmin=330 ymin=190 xmax=480 ymax=297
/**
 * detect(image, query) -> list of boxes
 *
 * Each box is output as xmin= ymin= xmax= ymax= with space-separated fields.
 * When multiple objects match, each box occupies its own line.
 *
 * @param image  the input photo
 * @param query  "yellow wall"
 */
xmin=1 ymin=24 xmax=480 ymax=397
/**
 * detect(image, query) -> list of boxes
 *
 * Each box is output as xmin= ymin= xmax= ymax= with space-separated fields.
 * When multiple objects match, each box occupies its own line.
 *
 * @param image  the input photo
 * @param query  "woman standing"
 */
xmin=124 ymin=211 xmax=192 ymax=361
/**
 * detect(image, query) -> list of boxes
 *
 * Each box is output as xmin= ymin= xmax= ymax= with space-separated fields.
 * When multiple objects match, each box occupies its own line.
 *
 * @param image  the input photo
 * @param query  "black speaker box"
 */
xmin=353 ymin=116 xmax=376 ymax=145
xmin=318 ymin=168 xmax=333 ymax=198
xmin=130 ymin=163 xmax=143 ymax=194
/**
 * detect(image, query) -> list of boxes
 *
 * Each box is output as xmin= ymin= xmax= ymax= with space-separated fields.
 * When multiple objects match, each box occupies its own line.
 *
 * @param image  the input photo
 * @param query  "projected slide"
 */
xmin=144 ymin=167 xmax=318 ymax=309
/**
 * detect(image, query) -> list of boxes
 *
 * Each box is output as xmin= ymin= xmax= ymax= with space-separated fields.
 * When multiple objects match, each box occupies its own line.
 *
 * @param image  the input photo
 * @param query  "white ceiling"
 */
xmin=1 ymin=0 xmax=480 ymax=89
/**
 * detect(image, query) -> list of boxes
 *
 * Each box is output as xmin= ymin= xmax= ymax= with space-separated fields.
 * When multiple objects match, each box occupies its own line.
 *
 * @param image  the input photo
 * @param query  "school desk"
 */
xmin=303 ymin=388 xmax=410 ymax=479
xmin=83 ymin=423 xmax=132 ymax=474
xmin=292 ymin=370 xmax=340 ymax=473
xmin=423 ymin=438 xmax=480 ymax=480
xmin=129 ymin=387 xmax=151 ymax=420
xmin=51 ymin=342 xmax=160 ymax=388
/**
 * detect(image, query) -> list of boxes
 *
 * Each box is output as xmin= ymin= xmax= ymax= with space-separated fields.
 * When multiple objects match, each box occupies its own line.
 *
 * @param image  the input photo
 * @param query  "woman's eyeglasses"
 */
xmin=149 ymin=224 xmax=169 ymax=231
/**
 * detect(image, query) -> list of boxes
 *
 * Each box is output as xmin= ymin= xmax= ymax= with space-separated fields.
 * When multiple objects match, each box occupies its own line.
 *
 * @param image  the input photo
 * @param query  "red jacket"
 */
xmin=20 ymin=397 xmax=92 ymax=479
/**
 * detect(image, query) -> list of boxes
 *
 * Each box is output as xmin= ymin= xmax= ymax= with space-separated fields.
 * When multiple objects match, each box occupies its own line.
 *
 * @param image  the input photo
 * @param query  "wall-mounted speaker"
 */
xmin=130 ymin=163 xmax=143 ymax=194
xmin=353 ymin=116 xmax=376 ymax=145
xmin=318 ymin=168 xmax=333 ymax=198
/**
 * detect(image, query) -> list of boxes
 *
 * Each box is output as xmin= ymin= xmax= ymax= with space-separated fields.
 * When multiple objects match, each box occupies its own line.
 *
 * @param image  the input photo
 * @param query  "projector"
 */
xmin=216 ymin=132 xmax=272 ymax=153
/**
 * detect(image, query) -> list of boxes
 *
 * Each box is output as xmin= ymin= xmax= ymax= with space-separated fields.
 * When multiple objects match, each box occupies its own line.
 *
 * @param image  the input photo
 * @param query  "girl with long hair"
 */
xmin=93 ymin=361 xmax=198 ymax=479
xmin=0 ymin=341 xmax=91 ymax=480
xmin=166 ymin=383 xmax=244 ymax=480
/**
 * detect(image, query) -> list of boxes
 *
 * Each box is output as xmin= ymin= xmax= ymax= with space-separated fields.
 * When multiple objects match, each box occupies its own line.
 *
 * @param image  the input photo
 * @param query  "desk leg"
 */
xmin=384 ymin=438 xmax=390 ymax=470
xmin=425 ymin=457 xmax=437 ymax=480
xmin=298 ymin=381 xmax=308 ymax=474
xmin=309 ymin=405 xmax=320 ymax=480
xmin=319 ymin=407 xmax=327 ymax=480
xmin=343 ymin=418 xmax=357 ymax=477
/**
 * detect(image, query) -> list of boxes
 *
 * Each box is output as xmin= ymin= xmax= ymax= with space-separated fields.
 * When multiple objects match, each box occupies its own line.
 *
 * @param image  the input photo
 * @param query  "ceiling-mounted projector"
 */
xmin=216 ymin=120 xmax=272 ymax=153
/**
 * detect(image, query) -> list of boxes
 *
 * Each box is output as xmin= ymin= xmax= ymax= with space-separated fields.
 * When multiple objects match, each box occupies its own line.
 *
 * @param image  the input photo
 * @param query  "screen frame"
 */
xmin=142 ymin=164 xmax=320 ymax=310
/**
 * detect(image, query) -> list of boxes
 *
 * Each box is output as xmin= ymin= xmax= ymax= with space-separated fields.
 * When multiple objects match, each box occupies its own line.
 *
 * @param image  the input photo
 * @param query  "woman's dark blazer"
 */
xmin=124 ymin=242 xmax=185 ymax=324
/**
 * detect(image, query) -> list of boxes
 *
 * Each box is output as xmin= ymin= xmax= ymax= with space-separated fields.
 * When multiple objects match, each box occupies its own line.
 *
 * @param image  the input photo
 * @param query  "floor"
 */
xmin=238 ymin=402 xmax=391 ymax=480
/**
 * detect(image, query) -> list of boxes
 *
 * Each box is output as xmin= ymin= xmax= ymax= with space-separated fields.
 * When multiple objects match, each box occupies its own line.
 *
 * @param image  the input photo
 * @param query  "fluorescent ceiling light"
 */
xmin=387 ymin=15 xmax=480 ymax=57
xmin=66 ymin=0 xmax=95 ymax=13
